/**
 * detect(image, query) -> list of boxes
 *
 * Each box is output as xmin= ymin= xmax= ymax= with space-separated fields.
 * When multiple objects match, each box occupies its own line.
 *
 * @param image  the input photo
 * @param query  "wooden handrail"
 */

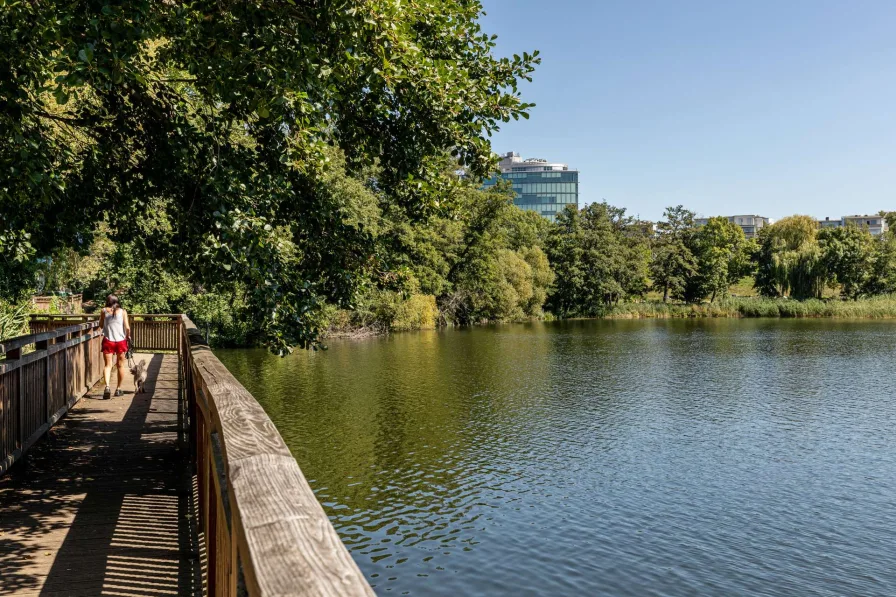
xmin=1 ymin=322 xmax=97 ymax=356
xmin=3 ymin=314 xmax=372 ymax=594
xmin=0 ymin=321 xmax=103 ymax=475
xmin=180 ymin=315 xmax=373 ymax=596
xmin=29 ymin=313 xmax=184 ymax=318
xmin=29 ymin=314 xmax=182 ymax=352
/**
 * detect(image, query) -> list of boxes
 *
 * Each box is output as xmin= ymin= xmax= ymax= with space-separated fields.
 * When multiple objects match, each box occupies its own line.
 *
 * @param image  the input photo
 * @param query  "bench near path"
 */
xmin=0 ymin=353 xmax=202 ymax=596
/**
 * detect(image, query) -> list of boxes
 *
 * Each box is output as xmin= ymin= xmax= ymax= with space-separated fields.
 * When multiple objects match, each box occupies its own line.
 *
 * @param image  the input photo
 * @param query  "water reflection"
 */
xmin=218 ymin=319 xmax=896 ymax=596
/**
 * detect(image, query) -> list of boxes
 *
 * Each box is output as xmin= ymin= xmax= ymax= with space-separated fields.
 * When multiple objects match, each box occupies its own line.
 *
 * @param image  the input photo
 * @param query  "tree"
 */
xmin=0 ymin=1 xmax=539 ymax=352
xmin=687 ymin=217 xmax=755 ymax=302
xmin=365 ymin=179 xmax=557 ymax=326
xmin=818 ymin=225 xmax=875 ymax=300
xmin=650 ymin=206 xmax=698 ymax=302
xmin=865 ymin=230 xmax=896 ymax=296
xmin=438 ymin=190 xmax=555 ymax=323
xmin=754 ymin=216 xmax=824 ymax=299
xmin=546 ymin=202 xmax=649 ymax=316
xmin=880 ymin=211 xmax=896 ymax=230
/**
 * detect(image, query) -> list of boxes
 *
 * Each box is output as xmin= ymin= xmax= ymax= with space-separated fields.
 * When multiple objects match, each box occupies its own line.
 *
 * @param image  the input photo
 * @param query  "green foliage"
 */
xmin=755 ymin=215 xmax=825 ymax=299
xmin=865 ymin=231 xmax=896 ymax=296
xmin=650 ymin=206 xmax=698 ymax=302
xmin=377 ymin=182 xmax=555 ymax=325
xmin=316 ymin=179 xmax=557 ymax=334
xmin=389 ymin=295 xmax=440 ymax=332
xmin=609 ymin=295 xmax=896 ymax=319
xmin=0 ymin=230 xmax=38 ymax=302
xmin=817 ymin=225 xmax=875 ymax=300
xmin=325 ymin=292 xmax=438 ymax=336
xmin=459 ymin=247 xmax=554 ymax=322
xmin=546 ymin=202 xmax=649 ymax=316
xmin=0 ymin=301 xmax=29 ymax=342
xmin=686 ymin=217 xmax=756 ymax=302
xmin=0 ymin=0 xmax=539 ymax=352
xmin=884 ymin=212 xmax=896 ymax=230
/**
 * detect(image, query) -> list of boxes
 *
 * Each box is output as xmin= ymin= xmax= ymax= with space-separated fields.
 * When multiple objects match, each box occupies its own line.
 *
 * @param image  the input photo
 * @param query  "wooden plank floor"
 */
xmin=0 ymin=354 xmax=202 ymax=596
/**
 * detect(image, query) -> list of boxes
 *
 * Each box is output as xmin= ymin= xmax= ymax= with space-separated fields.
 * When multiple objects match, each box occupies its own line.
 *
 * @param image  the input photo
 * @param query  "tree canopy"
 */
xmin=755 ymin=216 xmax=824 ymax=299
xmin=817 ymin=225 xmax=875 ymax=300
xmin=1 ymin=0 xmax=538 ymax=351
xmin=649 ymin=206 xmax=697 ymax=303
xmin=546 ymin=202 xmax=649 ymax=316
xmin=686 ymin=217 xmax=755 ymax=303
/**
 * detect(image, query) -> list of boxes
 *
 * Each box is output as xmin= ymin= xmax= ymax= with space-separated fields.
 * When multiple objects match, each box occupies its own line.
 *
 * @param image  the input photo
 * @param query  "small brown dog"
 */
xmin=130 ymin=359 xmax=148 ymax=394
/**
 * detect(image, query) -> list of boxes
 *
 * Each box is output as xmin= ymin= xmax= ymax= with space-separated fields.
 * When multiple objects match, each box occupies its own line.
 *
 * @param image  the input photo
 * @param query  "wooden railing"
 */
xmin=28 ymin=313 xmax=93 ymax=334
xmin=2 ymin=313 xmax=372 ymax=595
xmin=32 ymin=294 xmax=82 ymax=313
xmin=30 ymin=314 xmax=181 ymax=352
xmin=0 ymin=321 xmax=103 ymax=475
xmin=180 ymin=315 xmax=373 ymax=596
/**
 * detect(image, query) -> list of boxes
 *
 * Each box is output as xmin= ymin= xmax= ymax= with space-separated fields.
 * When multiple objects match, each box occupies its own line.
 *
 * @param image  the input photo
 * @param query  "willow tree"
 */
xmin=755 ymin=215 xmax=825 ymax=299
xmin=0 ymin=0 xmax=538 ymax=351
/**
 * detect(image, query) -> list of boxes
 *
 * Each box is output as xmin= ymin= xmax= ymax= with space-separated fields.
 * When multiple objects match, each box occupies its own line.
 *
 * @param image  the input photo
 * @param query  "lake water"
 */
xmin=216 ymin=319 xmax=896 ymax=596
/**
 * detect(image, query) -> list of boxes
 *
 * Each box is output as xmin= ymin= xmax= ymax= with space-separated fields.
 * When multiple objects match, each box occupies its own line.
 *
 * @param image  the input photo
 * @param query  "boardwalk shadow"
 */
xmin=0 ymin=354 xmax=201 ymax=596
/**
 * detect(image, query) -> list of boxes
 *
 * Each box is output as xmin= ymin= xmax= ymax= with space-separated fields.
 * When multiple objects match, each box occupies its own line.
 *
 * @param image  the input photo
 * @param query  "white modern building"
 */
xmin=482 ymin=152 xmax=579 ymax=222
xmin=817 ymin=215 xmax=889 ymax=236
xmin=694 ymin=215 xmax=771 ymax=239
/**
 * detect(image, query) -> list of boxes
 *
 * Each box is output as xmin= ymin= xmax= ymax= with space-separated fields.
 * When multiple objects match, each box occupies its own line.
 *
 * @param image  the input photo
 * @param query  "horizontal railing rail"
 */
xmin=28 ymin=313 xmax=94 ymax=334
xmin=30 ymin=313 xmax=181 ymax=352
xmin=180 ymin=315 xmax=373 ymax=596
xmin=0 ymin=321 xmax=103 ymax=475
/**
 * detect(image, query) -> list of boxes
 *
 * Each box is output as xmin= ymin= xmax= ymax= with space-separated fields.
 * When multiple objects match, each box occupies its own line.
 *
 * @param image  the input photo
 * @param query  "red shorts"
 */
xmin=102 ymin=339 xmax=129 ymax=355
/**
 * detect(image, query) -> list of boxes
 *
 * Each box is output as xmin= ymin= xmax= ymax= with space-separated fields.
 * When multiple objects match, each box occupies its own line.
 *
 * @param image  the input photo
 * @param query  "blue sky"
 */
xmin=480 ymin=0 xmax=896 ymax=221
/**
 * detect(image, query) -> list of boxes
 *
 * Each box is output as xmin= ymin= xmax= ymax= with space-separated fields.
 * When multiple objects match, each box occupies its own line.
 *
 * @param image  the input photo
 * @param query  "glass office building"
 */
xmin=482 ymin=152 xmax=579 ymax=222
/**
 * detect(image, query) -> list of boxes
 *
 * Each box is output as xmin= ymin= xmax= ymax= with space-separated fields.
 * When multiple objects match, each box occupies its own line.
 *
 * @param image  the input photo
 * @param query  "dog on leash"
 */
xmin=130 ymin=359 xmax=148 ymax=394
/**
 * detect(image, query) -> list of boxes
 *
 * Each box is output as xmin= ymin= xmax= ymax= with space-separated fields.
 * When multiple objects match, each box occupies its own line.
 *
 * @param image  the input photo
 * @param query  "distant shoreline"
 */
xmin=322 ymin=295 xmax=896 ymax=340
xmin=605 ymin=296 xmax=896 ymax=319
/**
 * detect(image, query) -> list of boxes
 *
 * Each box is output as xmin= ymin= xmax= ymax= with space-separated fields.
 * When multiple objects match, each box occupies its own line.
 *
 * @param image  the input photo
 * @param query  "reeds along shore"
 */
xmin=607 ymin=295 xmax=896 ymax=319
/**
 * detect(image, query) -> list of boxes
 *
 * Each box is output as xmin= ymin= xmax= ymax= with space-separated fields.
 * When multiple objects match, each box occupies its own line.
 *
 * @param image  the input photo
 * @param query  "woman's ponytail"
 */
xmin=105 ymin=294 xmax=121 ymax=313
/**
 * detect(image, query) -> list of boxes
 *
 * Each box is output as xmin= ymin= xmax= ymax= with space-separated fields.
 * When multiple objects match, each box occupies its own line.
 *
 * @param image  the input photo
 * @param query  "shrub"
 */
xmin=0 ymin=301 xmax=29 ymax=342
xmin=391 ymin=294 xmax=439 ymax=331
xmin=606 ymin=295 xmax=896 ymax=319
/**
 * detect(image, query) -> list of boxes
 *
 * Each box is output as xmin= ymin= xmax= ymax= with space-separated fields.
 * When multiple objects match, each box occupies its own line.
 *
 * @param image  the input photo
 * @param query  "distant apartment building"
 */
xmin=818 ymin=216 xmax=843 ymax=230
xmin=817 ymin=215 xmax=889 ymax=236
xmin=694 ymin=215 xmax=771 ymax=239
xmin=842 ymin=215 xmax=888 ymax=236
xmin=482 ymin=152 xmax=579 ymax=222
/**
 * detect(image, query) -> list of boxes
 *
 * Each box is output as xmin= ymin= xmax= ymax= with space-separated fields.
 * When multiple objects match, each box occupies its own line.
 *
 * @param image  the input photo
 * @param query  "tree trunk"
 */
xmin=663 ymin=283 xmax=669 ymax=303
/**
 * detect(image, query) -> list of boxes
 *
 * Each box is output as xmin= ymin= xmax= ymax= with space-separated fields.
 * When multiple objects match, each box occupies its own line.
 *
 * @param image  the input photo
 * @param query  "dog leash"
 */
xmin=126 ymin=336 xmax=136 ymax=369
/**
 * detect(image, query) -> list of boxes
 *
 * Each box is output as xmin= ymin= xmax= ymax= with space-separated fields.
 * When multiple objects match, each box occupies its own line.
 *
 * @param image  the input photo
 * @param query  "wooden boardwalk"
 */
xmin=0 ymin=354 xmax=202 ymax=596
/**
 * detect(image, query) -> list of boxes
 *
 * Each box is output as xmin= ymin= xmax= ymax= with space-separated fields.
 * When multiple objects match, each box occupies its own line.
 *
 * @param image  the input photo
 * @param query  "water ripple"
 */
xmin=218 ymin=319 xmax=896 ymax=596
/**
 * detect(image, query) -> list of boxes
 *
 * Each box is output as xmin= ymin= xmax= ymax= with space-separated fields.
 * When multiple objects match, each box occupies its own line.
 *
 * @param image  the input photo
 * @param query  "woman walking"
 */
xmin=99 ymin=295 xmax=131 ymax=400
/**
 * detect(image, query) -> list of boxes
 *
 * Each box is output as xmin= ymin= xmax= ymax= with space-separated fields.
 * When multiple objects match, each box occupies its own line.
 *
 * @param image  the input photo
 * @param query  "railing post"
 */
xmin=205 ymin=427 xmax=217 ymax=596
xmin=5 ymin=347 xmax=23 ymax=452
xmin=82 ymin=327 xmax=89 ymax=394
xmin=61 ymin=330 xmax=69 ymax=404
xmin=35 ymin=338 xmax=51 ymax=431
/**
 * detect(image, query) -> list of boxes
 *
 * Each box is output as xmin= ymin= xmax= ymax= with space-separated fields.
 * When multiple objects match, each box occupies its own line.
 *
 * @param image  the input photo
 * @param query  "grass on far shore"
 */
xmin=607 ymin=294 xmax=896 ymax=319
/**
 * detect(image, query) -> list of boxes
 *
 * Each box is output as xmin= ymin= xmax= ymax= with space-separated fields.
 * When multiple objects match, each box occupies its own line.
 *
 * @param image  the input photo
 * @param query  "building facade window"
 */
xmin=482 ymin=153 xmax=579 ymax=222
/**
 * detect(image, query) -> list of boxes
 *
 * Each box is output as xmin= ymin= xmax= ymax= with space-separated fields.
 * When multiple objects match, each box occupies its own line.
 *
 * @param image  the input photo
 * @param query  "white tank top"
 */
xmin=103 ymin=308 xmax=127 ymax=342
